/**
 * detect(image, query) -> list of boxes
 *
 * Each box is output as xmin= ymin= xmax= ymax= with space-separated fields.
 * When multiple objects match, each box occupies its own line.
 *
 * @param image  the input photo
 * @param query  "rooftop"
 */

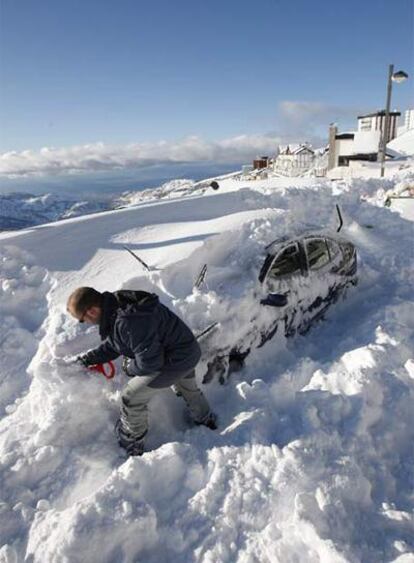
xmin=358 ymin=110 xmax=401 ymax=119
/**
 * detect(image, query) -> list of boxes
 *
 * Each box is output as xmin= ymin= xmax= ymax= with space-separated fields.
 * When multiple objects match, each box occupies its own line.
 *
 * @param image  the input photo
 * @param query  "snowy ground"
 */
xmin=0 ymin=162 xmax=413 ymax=562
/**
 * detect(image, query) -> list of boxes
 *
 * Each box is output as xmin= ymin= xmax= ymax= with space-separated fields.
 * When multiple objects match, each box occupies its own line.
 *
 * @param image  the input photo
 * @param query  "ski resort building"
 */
xmin=327 ymin=110 xmax=401 ymax=172
xmin=357 ymin=110 xmax=400 ymax=141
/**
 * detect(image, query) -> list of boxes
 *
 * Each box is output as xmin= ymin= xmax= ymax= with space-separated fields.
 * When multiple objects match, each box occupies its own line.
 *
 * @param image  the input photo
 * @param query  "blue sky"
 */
xmin=0 ymin=0 xmax=413 ymax=156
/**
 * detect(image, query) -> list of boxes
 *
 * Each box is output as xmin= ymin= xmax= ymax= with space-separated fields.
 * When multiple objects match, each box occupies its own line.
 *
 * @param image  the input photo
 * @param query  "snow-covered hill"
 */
xmin=0 ymin=162 xmax=413 ymax=562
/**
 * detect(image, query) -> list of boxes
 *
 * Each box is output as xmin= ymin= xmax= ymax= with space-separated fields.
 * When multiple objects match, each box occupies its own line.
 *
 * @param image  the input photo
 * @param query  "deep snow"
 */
xmin=0 ymin=162 xmax=413 ymax=562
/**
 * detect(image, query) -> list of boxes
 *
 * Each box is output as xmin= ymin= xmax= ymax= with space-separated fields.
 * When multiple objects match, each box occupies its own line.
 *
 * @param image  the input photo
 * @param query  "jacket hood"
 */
xmin=115 ymin=290 xmax=159 ymax=312
xmin=99 ymin=290 xmax=159 ymax=339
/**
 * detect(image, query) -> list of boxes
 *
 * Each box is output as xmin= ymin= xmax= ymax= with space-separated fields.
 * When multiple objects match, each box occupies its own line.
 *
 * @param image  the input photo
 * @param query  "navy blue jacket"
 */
xmin=81 ymin=290 xmax=201 ymax=375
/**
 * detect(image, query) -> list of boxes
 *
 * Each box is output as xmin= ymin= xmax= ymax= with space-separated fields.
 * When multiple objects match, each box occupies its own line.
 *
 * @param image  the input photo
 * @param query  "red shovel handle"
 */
xmin=88 ymin=361 xmax=116 ymax=380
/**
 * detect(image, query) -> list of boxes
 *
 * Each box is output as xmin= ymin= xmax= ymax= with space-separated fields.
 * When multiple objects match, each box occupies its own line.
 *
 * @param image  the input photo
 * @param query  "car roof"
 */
xmin=265 ymin=229 xmax=351 ymax=254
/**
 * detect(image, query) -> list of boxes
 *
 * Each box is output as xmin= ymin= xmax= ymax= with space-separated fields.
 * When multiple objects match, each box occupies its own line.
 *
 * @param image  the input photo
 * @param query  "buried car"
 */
xmin=144 ymin=218 xmax=357 ymax=384
xmin=197 ymin=230 xmax=357 ymax=383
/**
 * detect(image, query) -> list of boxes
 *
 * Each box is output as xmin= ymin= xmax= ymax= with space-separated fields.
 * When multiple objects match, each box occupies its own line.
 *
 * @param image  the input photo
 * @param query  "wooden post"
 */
xmin=328 ymin=123 xmax=338 ymax=170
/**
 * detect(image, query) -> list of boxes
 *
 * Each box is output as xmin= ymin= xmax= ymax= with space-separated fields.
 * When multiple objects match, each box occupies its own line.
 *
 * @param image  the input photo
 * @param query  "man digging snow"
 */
xmin=67 ymin=287 xmax=217 ymax=456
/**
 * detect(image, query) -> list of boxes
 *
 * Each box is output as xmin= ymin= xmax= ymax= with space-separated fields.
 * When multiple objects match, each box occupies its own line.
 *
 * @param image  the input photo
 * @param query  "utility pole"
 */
xmin=378 ymin=64 xmax=394 ymax=178
xmin=378 ymin=65 xmax=408 ymax=178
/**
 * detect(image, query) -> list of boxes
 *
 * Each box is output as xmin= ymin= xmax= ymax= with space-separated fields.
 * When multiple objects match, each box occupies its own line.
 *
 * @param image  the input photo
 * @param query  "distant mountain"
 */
xmin=0 ymin=185 xmax=190 ymax=232
xmin=0 ymin=192 xmax=113 ymax=231
xmin=0 ymin=177 xmax=228 ymax=231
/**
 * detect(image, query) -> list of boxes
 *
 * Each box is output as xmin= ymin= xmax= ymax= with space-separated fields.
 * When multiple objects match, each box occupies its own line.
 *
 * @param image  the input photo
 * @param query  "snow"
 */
xmin=389 ymin=130 xmax=414 ymax=156
xmin=0 ymin=179 xmax=221 ymax=232
xmin=352 ymin=130 xmax=381 ymax=154
xmin=0 ymin=161 xmax=414 ymax=562
xmin=389 ymin=198 xmax=414 ymax=221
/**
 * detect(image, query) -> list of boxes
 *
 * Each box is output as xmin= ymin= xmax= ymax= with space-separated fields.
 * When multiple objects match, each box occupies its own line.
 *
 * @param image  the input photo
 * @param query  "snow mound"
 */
xmin=0 ymin=246 xmax=49 ymax=413
xmin=116 ymin=179 xmax=202 ymax=206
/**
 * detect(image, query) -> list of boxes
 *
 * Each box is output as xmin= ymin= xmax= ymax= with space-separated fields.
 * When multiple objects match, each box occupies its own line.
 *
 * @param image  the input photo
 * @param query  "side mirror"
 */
xmin=260 ymin=293 xmax=288 ymax=307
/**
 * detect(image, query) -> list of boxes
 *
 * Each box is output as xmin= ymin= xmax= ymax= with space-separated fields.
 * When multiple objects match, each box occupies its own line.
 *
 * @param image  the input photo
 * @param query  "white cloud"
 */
xmin=277 ymin=100 xmax=366 ymax=138
xmin=0 ymin=135 xmax=283 ymax=178
xmin=0 ymin=101 xmax=365 ymax=177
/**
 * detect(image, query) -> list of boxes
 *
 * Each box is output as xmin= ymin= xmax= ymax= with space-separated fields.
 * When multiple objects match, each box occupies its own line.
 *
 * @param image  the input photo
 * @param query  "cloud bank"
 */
xmin=0 ymin=135 xmax=283 ymax=178
xmin=0 ymin=101 xmax=364 ymax=178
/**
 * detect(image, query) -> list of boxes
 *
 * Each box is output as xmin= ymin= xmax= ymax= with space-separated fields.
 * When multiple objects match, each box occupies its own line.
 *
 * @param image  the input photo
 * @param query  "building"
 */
xmin=273 ymin=144 xmax=315 ymax=176
xmin=328 ymin=110 xmax=401 ymax=170
xmin=357 ymin=110 xmax=400 ymax=142
xmin=253 ymin=156 xmax=270 ymax=169
xmin=397 ymin=109 xmax=414 ymax=136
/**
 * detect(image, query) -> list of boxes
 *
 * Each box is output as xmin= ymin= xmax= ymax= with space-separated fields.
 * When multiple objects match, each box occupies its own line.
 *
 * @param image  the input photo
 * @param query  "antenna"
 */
xmin=196 ymin=321 xmax=219 ymax=340
xmin=336 ymin=205 xmax=343 ymax=233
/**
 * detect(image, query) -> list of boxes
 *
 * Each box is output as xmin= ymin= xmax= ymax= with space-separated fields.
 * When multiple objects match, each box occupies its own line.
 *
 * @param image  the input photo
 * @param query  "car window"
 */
xmin=339 ymin=241 xmax=355 ymax=263
xmin=326 ymin=238 xmax=340 ymax=260
xmin=305 ymin=238 xmax=330 ymax=270
xmin=267 ymin=244 xmax=301 ymax=279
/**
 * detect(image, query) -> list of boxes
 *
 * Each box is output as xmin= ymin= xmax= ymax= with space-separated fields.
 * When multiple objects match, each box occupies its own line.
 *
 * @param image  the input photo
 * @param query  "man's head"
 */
xmin=67 ymin=287 xmax=103 ymax=324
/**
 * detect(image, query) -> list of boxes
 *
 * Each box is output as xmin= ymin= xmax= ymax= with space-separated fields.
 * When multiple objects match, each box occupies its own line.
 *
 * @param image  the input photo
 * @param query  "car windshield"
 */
xmin=268 ymin=243 xmax=301 ymax=279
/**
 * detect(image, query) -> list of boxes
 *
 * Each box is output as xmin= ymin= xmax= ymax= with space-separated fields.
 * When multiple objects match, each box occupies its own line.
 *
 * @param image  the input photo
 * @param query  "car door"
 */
xmin=325 ymin=237 xmax=343 ymax=272
xmin=301 ymin=237 xmax=342 ymax=326
xmin=304 ymin=237 xmax=332 ymax=274
xmin=261 ymin=241 xmax=309 ymax=337
xmin=329 ymin=238 xmax=357 ymax=277
xmin=305 ymin=235 xmax=355 ymax=281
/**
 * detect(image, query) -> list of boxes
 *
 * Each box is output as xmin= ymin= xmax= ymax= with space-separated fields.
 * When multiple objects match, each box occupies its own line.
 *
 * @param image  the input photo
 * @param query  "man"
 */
xmin=67 ymin=287 xmax=216 ymax=456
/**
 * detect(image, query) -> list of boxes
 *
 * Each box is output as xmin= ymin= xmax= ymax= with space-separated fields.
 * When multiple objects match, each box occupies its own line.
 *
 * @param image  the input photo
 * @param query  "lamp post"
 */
xmin=378 ymin=64 xmax=408 ymax=178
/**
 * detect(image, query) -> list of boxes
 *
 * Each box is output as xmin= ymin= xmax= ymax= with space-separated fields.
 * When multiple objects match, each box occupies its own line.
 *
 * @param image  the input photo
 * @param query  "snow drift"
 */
xmin=0 ymin=163 xmax=413 ymax=562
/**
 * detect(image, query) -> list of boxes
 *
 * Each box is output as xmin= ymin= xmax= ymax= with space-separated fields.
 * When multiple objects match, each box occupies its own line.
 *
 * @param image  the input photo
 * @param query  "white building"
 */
xmin=328 ymin=110 xmax=401 ymax=170
xmin=357 ymin=110 xmax=400 ymax=142
xmin=273 ymin=144 xmax=315 ymax=176
xmin=397 ymin=109 xmax=414 ymax=136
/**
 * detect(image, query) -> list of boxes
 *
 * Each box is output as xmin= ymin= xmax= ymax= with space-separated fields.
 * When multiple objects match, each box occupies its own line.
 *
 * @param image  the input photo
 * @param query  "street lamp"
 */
xmin=392 ymin=70 xmax=409 ymax=83
xmin=378 ymin=64 xmax=408 ymax=178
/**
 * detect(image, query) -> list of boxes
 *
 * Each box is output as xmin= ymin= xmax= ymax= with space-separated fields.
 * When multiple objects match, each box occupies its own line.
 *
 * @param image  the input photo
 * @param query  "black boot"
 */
xmin=114 ymin=419 xmax=146 ymax=456
xmin=194 ymin=411 xmax=218 ymax=430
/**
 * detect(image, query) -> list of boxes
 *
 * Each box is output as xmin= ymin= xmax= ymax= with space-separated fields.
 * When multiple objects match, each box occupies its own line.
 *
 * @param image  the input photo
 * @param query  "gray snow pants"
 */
xmin=120 ymin=368 xmax=210 ymax=439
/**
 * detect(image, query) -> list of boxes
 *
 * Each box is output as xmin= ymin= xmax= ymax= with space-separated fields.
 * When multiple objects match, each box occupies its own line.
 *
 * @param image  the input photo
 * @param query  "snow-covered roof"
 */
xmin=279 ymin=144 xmax=314 ymax=155
xmin=293 ymin=145 xmax=314 ymax=155
xmin=388 ymin=129 xmax=414 ymax=156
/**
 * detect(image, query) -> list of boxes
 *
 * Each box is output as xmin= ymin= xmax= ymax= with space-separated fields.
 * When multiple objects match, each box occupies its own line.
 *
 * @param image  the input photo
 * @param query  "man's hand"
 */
xmin=76 ymin=355 xmax=91 ymax=368
xmin=122 ymin=357 xmax=136 ymax=377
xmin=51 ymin=355 xmax=91 ymax=377
xmin=57 ymin=355 xmax=94 ymax=369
